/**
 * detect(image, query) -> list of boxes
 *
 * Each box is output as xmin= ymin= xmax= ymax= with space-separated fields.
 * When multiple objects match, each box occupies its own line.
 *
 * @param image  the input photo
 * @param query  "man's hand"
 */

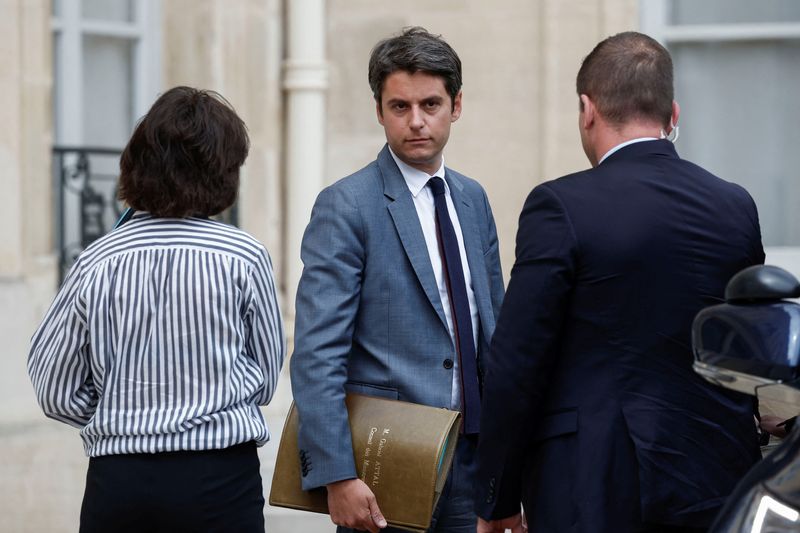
xmin=760 ymin=415 xmax=789 ymax=439
xmin=477 ymin=513 xmax=526 ymax=533
xmin=327 ymin=478 xmax=387 ymax=532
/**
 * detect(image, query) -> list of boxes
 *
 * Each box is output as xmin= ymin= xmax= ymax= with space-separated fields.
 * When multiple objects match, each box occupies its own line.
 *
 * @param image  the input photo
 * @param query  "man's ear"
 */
xmin=451 ymin=91 xmax=463 ymax=122
xmin=579 ymin=94 xmax=595 ymax=130
xmin=376 ymin=100 xmax=384 ymax=126
xmin=670 ymin=100 xmax=680 ymax=129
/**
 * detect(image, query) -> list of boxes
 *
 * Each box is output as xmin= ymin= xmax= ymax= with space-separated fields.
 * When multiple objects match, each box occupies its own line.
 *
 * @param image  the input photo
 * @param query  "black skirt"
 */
xmin=79 ymin=441 xmax=265 ymax=533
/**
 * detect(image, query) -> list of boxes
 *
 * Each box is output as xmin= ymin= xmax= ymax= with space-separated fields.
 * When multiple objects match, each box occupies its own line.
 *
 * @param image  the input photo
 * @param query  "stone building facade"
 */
xmin=6 ymin=0 xmax=800 ymax=531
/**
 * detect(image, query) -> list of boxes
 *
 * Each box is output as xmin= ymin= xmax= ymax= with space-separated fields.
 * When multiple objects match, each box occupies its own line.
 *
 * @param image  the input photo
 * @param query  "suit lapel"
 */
xmin=379 ymin=147 xmax=450 ymax=331
xmin=447 ymin=172 xmax=495 ymax=343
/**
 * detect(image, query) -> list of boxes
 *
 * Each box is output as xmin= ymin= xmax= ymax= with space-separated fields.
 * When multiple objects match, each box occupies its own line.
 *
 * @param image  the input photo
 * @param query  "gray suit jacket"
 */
xmin=290 ymin=145 xmax=504 ymax=490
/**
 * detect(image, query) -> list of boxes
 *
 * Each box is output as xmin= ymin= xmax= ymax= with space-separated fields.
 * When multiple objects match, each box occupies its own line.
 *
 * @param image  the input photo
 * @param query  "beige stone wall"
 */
xmin=162 ymin=0 xmax=285 ymax=293
xmin=0 ymin=0 xmax=56 ymax=449
xmin=0 ymin=0 xmax=53 ymax=279
xmin=0 ymin=0 xmax=26 ymax=278
xmin=326 ymin=0 xmax=638 ymax=276
xmin=0 ymin=2 xmax=80 ymax=532
xmin=0 ymin=2 xmax=640 ymax=531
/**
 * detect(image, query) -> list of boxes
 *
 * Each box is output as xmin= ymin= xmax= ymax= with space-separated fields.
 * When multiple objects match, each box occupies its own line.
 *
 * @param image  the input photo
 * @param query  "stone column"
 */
xmin=283 ymin=0 xmax=328 ymax=317
xmin=0 ymin=3 xmax=85 ymax=533
xmin=0 ymin=0 xmax=56 ymax=421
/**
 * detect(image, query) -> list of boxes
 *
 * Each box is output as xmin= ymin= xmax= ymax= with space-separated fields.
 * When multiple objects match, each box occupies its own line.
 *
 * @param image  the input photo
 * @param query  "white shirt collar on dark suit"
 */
xmin=599 ymin=137 xmax=659 ymax=165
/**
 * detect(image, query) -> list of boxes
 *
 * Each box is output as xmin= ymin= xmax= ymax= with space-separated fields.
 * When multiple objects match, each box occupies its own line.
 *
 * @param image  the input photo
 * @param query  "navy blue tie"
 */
xmin=428 ymin=177 xmax=481 ymax=435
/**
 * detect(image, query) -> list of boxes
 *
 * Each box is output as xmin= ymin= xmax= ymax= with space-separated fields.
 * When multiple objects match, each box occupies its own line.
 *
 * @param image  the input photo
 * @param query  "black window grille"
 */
xmin=53 ymin=146 xmax=238 ymax=284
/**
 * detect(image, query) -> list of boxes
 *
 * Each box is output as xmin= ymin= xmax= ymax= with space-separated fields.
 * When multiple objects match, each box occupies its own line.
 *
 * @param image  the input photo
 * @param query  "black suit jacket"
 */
xmin=475 ymin=140 xmax=764 ymax=532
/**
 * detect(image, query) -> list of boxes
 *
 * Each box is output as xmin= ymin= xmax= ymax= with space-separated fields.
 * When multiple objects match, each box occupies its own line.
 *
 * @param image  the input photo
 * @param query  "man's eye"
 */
xmin=392 ymin=103 xmax=407 ymax=111
xmin=425 ymin=101 xmax=440 ymax=109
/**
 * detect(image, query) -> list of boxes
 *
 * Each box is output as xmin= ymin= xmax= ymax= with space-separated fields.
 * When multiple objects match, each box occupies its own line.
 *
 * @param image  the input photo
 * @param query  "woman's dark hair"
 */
xmin=368 ymin=26 xmax=462 ymax=110
xmin=576 ymin=31 xmax=674 ymax=128
xmin=118 ymin=86 xmax=249 ymax=218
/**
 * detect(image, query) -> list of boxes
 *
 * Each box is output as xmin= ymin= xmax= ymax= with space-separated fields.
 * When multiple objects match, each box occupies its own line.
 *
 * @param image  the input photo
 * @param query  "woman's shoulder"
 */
xmin=79 ymin=215 xmax=270 ymax=271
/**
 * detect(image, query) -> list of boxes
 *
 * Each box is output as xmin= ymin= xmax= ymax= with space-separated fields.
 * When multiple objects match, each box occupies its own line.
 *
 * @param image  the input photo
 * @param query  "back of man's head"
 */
xmin=577 ymin=31 xmax=673 ymax=128
xmin=368 ymin=26 xmax=462 ymax=109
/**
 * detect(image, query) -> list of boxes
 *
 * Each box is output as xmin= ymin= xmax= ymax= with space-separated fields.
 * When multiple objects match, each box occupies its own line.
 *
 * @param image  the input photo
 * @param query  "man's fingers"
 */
xmin=360 ymin=514 xmax=379 ymax=533
xmin=368 ymin=494 xmax=388 ymax=529
xmin=325 ymin=479 xmax=385 ymax=532
xmin=339 ymin=509 xmax=376 ymax=533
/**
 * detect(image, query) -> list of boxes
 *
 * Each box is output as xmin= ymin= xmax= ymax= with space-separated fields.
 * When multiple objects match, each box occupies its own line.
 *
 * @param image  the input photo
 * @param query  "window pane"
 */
xmin=672 ymin=40 xmax=800 ymax=246
xmin=82 ymin=35 xmax=134 ymax=148
xmin=671 ymin=0 xmax=800 ymax=25
xmin=82 ymin=0 xmax=133 ymax=22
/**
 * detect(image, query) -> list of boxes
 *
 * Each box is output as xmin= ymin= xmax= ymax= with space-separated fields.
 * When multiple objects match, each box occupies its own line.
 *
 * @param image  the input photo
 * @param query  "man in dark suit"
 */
xmin=474 ymin=32 xmax=764 ymax=533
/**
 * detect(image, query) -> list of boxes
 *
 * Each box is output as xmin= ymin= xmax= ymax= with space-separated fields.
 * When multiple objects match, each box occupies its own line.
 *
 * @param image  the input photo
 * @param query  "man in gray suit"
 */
xmin=290 ymin=27 xmax=505 ymax=533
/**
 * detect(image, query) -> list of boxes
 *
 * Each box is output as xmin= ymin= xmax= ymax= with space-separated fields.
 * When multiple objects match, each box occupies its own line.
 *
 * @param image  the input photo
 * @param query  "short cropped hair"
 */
xmin=368 ymin=26 xmax=462 ymax=109
xmin=576 ymin=31 xmax=674 ymax=128
xmin=118 ymin=86 xmax=249 ymax=218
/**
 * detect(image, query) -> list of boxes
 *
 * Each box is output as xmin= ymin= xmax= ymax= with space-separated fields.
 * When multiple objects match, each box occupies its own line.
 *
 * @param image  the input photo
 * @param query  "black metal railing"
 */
xmin=53 ymin=146 xmax=239 ymax=284
xmin=53 ymin=146 xmax=124 ymax=284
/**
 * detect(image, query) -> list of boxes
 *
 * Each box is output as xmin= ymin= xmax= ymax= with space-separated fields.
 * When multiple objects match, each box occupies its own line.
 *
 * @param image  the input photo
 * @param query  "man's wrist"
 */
xmin=327 ymin=477 xmax=358 ymax=489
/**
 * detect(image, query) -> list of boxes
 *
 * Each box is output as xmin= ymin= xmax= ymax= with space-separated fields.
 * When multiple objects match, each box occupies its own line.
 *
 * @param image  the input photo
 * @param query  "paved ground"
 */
xmin=0 ymin=366 xmax=334 ymax=532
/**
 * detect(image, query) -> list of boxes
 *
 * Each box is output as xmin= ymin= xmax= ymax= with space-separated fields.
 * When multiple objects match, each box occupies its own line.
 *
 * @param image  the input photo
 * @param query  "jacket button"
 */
xmin=443 ymin=359 xmax=454 ymax=369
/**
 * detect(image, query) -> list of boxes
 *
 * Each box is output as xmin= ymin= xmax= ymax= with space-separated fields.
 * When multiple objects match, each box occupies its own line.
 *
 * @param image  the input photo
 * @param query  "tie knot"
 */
xmin=428 ymin=177 xmax=446 ymax=196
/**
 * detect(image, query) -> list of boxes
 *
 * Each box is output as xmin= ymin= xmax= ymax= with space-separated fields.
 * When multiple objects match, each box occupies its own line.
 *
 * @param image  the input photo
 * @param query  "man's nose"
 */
xmin=409 ymin=106 xmax=425 ymax=129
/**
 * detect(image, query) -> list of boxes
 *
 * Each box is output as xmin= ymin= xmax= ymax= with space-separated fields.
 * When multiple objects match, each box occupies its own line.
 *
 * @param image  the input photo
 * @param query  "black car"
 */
xmin=693 ymin=264 xmax=800 ymax=532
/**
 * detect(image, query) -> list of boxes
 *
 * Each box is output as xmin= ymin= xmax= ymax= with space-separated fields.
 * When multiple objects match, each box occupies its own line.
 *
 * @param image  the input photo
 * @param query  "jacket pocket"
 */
xmin=534 ymin=408 xmax=578 ymax=442
xmin=344 ymin=380 xmax=399 ymax=400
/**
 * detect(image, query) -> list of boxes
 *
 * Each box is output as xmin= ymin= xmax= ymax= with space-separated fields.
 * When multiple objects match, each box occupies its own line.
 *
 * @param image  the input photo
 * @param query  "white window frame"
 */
xmin=52 ymin=0 xmax=162 ymax=147
xmin=641 ymin=0 xmax=800 ymax=275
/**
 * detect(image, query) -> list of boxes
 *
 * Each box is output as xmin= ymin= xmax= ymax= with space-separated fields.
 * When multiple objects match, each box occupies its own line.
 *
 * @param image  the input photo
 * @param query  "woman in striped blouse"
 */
xmin=28 ymin=86 xmax=286 ymax=533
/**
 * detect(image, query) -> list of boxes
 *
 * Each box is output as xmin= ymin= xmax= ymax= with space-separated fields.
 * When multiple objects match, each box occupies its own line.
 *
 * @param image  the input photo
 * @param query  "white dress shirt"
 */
xmin=388 ymin=148 xmax=479 ymax=412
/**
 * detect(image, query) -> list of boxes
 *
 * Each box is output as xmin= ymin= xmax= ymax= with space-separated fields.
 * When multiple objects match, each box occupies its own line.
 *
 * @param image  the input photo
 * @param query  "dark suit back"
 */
xmin=475 ymin=140 xmax=764 ymax=531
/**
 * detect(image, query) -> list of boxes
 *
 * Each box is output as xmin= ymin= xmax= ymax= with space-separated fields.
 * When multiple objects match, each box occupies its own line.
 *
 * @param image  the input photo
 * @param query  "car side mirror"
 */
xmin=725 ymin=264 xmax=800 ymax=303
xmin=693 ymin=266 xmax=800 ymax=399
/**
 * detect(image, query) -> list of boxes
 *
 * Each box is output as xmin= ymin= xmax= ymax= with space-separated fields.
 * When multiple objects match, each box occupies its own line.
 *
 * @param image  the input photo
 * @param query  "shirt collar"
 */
xmin=388 ymin=146 xmax=447 ymax=198
xmin=599 ymin=137 xmax=659 ymax=165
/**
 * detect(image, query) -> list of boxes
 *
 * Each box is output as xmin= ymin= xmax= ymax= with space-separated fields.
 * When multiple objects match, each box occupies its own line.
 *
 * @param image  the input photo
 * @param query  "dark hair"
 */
xmin=576 ymin=31 xmax=673 ymax=127
xmin=368 ymin=26 xmax=462 ymax=109
xmin=118 ymin=86 xmax=249 ymax=218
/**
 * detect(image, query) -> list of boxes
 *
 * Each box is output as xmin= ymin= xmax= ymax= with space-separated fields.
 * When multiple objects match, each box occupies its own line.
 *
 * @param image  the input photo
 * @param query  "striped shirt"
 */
xmin=28 ymin=213 xmax=286 ymax=457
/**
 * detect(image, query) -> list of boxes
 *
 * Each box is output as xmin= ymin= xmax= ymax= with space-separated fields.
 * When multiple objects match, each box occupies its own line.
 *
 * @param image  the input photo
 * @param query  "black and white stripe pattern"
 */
xmin=28 ymin=214 xmax=286 ymax=457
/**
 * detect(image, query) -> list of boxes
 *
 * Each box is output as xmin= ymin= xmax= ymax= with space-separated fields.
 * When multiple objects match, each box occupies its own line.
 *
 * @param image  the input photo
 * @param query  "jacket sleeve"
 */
xmin=747 ymin=194 xmax=766 ymax=266
xmin=481 ymin=186 xmax=505 ymax=319
xmin=290 ymin=184 xmax=365 ymax=490
xmin=245 ymin=247 xmax=286 ymax=406
xmin=474 ymin=184 xmax=578 ymax=520
xmin=27 ymin=261 xmax=98 ymax=428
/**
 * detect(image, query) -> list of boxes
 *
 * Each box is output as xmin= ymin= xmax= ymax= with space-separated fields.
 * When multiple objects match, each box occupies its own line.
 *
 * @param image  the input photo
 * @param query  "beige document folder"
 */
xmin=269 ymin=393 xmax=461 ymax=533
